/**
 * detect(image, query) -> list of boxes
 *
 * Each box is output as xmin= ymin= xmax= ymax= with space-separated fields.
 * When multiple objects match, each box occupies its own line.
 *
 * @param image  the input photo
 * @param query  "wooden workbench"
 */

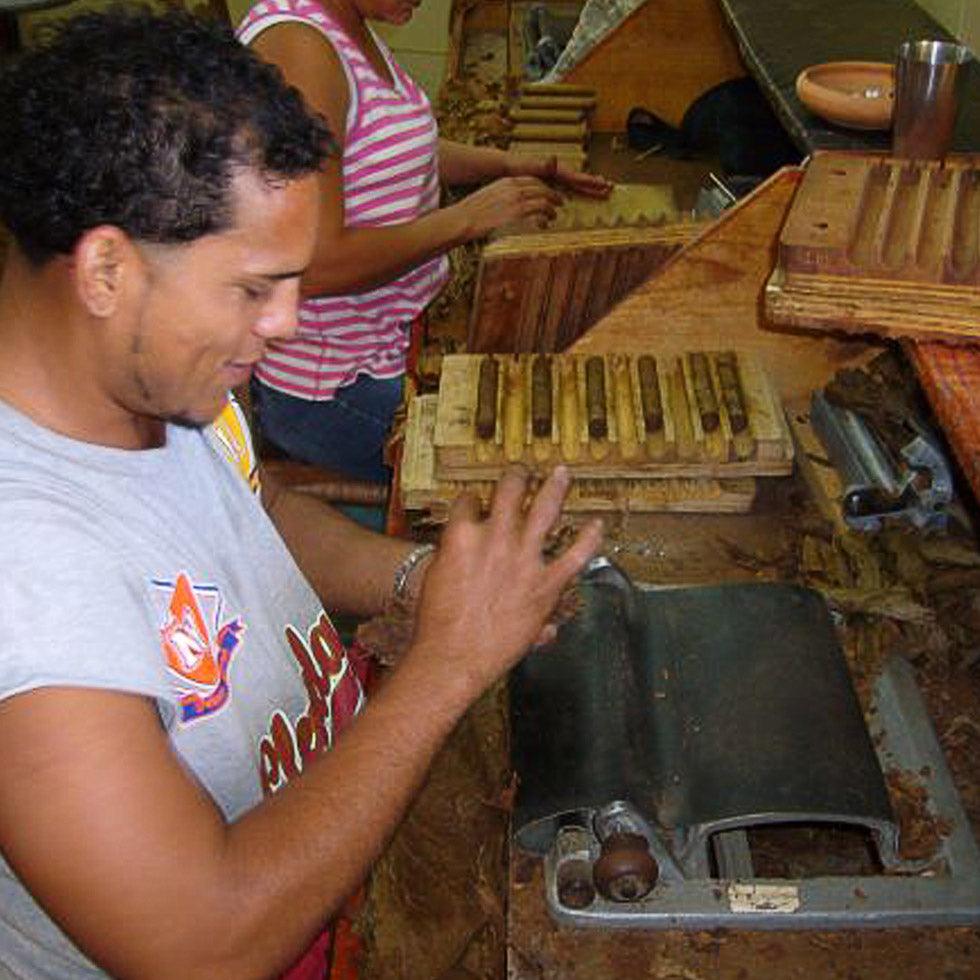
xmin=503 ymin=168 xmax=980 ymax=979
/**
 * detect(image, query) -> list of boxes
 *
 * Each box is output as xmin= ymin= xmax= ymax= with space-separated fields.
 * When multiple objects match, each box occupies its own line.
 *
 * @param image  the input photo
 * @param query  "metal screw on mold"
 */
xmin=592 ymin=802 xmax=659 ymax=902
xmin=557 ymin=860 xmax=597 ymax=909
xmin=554 ymin=826 xmax=597 ymax=909
xmin=593 ymin=832 xmax=659 ymax=902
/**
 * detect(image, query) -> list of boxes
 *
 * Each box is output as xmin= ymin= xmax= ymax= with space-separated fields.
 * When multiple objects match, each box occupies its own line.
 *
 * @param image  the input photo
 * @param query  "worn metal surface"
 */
xmin=810 ymin=390 xmax=952 ymax=531
xmin=510 ymin=572 xmax=980 ymax=930
xmin=511 ymin=576 xmax=895 ymax=865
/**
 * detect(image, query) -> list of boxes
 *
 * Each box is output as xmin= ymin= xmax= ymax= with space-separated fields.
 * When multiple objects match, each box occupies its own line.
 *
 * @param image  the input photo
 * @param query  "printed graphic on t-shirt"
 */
xmin=153 ymin=572 xmax=245 ymax=723
xmin=209 ymin=397 xmax=261 ymax=493
xmin=258 ymin=612 xmax=365 ymax=796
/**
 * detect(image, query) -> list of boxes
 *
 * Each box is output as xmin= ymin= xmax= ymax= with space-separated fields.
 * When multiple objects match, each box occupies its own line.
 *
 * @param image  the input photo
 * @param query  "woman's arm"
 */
xmin=251 ymin=24 xmax=564 ymax=298
xmin=438 ymin=138 xmax=614 ymax=198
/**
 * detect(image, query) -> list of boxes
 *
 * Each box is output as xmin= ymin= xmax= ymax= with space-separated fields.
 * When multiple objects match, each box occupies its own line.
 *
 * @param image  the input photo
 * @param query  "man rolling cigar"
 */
xmin=0 ymin=8 xmax=602 ymax=978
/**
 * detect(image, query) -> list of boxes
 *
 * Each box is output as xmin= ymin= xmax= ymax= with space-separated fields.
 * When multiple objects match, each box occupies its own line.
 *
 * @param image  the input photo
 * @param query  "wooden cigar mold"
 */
xmin=430 ymin=352 xmax=792 ymax=479
xmin=779 ymin=152 xmax=980 ymax=285
xmin=767 ymin=150 xmax=980 ymax=344
xmin=401 ymin=395 xmax=757 ymax=516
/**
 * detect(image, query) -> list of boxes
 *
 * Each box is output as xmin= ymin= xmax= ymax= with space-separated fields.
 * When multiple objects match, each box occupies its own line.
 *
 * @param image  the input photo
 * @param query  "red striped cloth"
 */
xmin=907 ymin=340 xmax=980 ymax=504
xmin=237 ymin=0 xmax=449 ymax=401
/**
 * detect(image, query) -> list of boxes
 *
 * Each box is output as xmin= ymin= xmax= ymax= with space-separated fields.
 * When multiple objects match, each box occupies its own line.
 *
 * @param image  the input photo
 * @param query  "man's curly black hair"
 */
xmin=0 ymin=5 xmax=334 ymax=265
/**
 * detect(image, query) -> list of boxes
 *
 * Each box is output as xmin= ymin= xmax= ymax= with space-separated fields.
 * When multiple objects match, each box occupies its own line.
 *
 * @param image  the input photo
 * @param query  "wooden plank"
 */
xmin=538 ymin=251 xmax=578 ymax=352
xmin=582 ymin=249 xmax=621 ymax=335
xmin=480 ymin=222 xmax=696 ymax=257
xmin=433 ymin=355 xmax=481 ymax=451
xmin=470 ymin=255 xmax=528 ymax=352
xmin=513 ymin=254 xmax=550 ymax=351
xmin=557 ymin=248 xmax=597 ymax=349
xmin=785 ymin=400 xmax=850 ymax=534
xmin=765 ymin=266 xmax=980 ymax=344
xmin=490 ymin=183 xmax=681 ymax=249
xmin=561 ymin=0 xmax=745 ymax=131
xmin=502 ymin=139 xmax=587 ymax=158
xmin=572 ymin=169 xmax=884 ymax=401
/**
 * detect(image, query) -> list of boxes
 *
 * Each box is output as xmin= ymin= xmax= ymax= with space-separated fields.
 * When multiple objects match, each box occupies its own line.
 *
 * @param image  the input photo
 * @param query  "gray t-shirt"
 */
xmin=0 ymin=398 xmax=365 ymax=978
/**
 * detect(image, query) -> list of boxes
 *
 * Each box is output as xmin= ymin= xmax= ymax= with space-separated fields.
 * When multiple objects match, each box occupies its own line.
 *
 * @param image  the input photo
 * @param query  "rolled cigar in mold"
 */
xmin=688 ymin=352 xmax=720 ymax=433
xmin=636 ymin=355 xmax=663 ymax=433
xmin=531 ymin=355 xmax=553 ymax=438
xmin=585 ymin=356 xmax=608 ymax=439
xmin=475 ymin=356 xmax=499 ymax=440
xmin=715 ymin=352 xmax=748 ymax=434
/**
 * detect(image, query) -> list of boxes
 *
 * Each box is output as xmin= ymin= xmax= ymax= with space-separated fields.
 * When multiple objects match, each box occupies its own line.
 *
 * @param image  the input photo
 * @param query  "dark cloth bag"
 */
xmin=626 ymin=76 xmax=801 ymax=176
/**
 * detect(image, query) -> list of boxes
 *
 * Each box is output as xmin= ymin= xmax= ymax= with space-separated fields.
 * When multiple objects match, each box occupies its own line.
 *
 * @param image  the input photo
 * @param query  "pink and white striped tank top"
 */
xmin=237 ymin=0 xmax=449 ymax=401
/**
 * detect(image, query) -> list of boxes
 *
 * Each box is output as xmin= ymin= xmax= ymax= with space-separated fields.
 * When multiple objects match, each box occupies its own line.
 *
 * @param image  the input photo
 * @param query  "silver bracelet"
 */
xmin=392 ymin=543 xmax=436 ymax=601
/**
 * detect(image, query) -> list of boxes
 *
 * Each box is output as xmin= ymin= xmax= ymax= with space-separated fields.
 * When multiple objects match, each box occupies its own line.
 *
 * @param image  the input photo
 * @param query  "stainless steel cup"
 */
xmin=892 ymin=39 xmax=970 ymax=159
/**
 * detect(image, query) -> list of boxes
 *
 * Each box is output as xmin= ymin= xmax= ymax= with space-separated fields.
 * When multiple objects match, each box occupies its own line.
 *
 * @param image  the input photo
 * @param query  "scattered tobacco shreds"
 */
xmin=886 ymin=768 xmax=953 ymax=863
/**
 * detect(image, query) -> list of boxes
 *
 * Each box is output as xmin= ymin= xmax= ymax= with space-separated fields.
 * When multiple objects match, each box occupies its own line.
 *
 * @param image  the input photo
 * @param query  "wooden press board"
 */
xmin=401 ymin=395 xmax=757 ymax=516
xmin=469 ymin=223 xmax=695 ymax=354
xmin=766 ymin=150 xmax=980 ymax=343
xmin=493 ymin=183 xmax=679 ymax=239
xmin=431 ymin=352 xmax=792 ymax=480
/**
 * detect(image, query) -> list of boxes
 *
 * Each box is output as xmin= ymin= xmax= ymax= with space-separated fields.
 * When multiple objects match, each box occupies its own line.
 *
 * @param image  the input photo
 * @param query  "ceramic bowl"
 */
xmin=796 ymin=61 xmax=895 ymax=130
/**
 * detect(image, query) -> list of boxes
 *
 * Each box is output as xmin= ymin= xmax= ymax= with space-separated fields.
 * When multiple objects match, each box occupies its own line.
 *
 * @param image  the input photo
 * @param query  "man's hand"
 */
xmin=406 ymin=466 xmax=602 ymax=697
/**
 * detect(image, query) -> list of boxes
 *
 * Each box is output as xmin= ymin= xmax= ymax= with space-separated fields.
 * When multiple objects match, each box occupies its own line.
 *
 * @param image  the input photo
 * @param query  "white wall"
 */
xmin=372 ymin=0 xmax=452 ymax=100
xmin=224 ymin=0 xmax=451 ymax=99
xmin=917 ymin=0 xmax=980 ymax=53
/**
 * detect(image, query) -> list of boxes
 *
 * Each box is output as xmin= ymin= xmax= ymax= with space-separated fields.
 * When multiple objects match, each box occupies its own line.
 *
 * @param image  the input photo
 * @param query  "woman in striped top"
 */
xmin=238 ymin=0 xmax=611 ymax=483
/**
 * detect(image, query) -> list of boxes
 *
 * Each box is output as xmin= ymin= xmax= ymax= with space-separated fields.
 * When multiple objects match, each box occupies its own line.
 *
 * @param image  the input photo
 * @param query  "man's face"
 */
xmin=112 ymin=170 xmax=319 ymax=429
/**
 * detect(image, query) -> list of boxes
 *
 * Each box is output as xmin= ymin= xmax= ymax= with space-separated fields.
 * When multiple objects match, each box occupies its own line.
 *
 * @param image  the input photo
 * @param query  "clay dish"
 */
xmin=796 ymin=61 xmax=895 ymax=130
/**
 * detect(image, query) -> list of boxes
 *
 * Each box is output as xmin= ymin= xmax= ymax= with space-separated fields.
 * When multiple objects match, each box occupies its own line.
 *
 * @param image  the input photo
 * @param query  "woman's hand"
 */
xmin=451 ymin=176 xmax=564 ymax=238
xmin=406 ymin=466 xmax=602 ymax=696
xmin=509 ymin=154 xmax=614 ymax=199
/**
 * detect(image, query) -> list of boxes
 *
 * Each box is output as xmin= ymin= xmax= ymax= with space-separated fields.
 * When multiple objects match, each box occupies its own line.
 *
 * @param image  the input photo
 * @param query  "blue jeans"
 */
xmin=252 ymin=375 xmax=403 ymax=484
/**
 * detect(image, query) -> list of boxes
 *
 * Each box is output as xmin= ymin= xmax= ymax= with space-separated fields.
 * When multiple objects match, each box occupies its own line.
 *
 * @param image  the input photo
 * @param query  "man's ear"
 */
xmin=72 ymin=226 xmax=140 ymax=318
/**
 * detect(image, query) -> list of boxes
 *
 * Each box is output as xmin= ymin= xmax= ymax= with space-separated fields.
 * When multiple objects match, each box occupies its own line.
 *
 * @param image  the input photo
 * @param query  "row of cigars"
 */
xmin=431 ymin=352 xmax=793 ymax=479
xmin=506 ymin=82 xmax=596 ymax=172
